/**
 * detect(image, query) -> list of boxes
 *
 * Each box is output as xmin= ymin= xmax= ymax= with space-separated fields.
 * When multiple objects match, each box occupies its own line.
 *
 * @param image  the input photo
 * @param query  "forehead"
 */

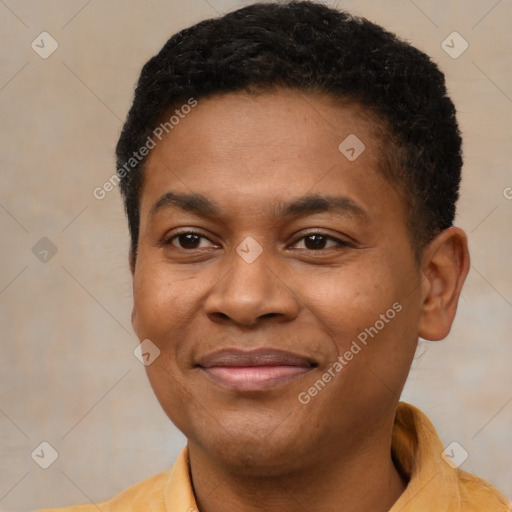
xmin=138 ymin=90 xmax=401 ymax=225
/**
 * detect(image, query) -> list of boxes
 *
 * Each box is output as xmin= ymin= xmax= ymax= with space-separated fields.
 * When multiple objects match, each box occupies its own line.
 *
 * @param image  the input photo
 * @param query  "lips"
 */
xmin=196 ymin=348 xmax=316 ymax=391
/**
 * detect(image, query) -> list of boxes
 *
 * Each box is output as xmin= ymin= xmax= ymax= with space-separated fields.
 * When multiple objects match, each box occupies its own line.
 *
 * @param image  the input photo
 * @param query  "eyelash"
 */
xmin=163 ymin=230 xmax=352 ymax=252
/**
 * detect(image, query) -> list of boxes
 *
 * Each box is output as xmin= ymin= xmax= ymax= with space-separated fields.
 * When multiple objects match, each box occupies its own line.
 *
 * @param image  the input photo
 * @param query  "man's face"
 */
xmin=131 ymin=90 xmax=424 ymax=472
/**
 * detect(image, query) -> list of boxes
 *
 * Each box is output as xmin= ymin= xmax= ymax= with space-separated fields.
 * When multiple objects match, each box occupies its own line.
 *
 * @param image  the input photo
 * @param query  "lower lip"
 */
xmin=201 ymin=365 xmax=312 ymax=391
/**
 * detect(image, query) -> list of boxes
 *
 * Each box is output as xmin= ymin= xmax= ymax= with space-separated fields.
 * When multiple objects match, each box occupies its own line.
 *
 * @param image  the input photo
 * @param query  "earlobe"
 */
xmin=418 ymin=227 xmax=470 ymax=341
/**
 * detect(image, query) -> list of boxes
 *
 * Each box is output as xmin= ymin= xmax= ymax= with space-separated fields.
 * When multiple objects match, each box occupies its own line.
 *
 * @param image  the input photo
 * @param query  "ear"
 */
xmin=418 ymin=227 xmax=470 ymax=341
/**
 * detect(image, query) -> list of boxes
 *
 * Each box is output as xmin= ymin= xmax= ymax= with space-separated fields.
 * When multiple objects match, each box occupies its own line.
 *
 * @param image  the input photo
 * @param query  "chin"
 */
xmin=190 ymin=416 xmax=311 ymax=475
xmin=213 ymin=440 xmax=302 ymax=476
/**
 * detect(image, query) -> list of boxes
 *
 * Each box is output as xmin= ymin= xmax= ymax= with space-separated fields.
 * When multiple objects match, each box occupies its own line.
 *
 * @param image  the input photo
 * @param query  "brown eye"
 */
xmin=167 ymin=232 xmax=214 ymax=250
xmin=291 ymin=232 xmax=349 ymax=251
xmin=177 ymin=233 xmax=201 ymax=249
xmin=304 ymin=234 xmax=329 ymax=250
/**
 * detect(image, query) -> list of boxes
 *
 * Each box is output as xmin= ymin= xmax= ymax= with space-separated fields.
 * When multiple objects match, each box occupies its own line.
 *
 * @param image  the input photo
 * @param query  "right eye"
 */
xmin=164 ymin=231 xmax=218 ymax=250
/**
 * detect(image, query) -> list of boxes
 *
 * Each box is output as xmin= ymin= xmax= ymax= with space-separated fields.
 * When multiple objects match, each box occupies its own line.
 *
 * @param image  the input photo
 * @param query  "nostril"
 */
xmin=259 ymin=312 xmax=279 ymax=320
xmin=213 ymin=312 xmax=230 ymax=320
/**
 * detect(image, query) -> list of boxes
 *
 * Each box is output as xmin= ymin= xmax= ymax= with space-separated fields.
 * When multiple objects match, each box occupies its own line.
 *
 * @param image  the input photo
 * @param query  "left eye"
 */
xmin=290 ymin=233 xmax=347 ymax=251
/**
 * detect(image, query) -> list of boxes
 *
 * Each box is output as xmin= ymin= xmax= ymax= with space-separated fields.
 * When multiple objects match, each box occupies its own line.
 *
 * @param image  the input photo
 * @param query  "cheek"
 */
xmin=294 ymin=262 xmax=397 ymax=344
xmin=132 ymin=262 xmax=196 ymax=340
xmin=144 ymin=360 xmax=195 ymax=433
xmin=298 ymin=256 xmax=418 ymax=396
xmin=134 ymin=267 xmax=197 ymax=420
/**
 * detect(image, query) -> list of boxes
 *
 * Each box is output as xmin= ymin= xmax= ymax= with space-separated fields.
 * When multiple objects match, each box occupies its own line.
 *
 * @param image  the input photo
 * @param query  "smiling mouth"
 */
xmin=197 ymin=348 xmax=317 ymax=392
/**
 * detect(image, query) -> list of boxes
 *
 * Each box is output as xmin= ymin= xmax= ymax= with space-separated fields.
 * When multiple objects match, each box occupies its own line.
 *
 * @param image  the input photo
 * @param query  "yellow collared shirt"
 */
xmin=38 ymin=402 xmax=510 ymax=511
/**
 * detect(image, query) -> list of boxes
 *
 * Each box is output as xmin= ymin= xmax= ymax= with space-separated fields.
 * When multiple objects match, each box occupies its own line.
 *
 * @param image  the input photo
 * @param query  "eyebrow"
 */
xmin=150 ymin=191 xmax=368 ymax=221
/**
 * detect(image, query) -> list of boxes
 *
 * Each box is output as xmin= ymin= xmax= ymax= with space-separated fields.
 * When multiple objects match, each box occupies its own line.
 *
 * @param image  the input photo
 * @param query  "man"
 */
xmin=40 ymin=1 xmax=510 ymax=510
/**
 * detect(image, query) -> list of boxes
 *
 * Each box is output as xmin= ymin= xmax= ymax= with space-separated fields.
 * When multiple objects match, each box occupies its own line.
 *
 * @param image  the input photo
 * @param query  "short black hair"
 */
xmin=116 ymin=0 xmax=462 ymax=269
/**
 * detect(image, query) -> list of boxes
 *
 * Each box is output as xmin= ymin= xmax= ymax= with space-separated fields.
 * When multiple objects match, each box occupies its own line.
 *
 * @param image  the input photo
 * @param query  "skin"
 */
xmin=130 ymin=89 xmax=470 ymax=512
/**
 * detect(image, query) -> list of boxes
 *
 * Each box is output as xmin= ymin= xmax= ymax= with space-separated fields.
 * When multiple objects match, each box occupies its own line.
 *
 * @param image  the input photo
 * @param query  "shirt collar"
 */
xmin=389 ymin=401 xmax=462 ymax=511
xmin=164 ymin=445 xmax=196 ymax=511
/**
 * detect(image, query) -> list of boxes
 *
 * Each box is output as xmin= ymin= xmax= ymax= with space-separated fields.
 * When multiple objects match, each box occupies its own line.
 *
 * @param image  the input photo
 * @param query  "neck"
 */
xmin=188 ymin=430 xmax=407 ymax=512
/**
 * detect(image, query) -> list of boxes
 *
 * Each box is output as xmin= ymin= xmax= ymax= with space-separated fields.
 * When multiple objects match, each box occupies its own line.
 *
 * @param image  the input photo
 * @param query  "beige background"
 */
xmin=0 ymin=0 xmax=511 ymax=510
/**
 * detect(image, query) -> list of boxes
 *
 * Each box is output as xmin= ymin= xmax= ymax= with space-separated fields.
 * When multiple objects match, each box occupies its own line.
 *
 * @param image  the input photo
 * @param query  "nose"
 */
xmin=203 ymin=245 xmax=300 ymax=327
